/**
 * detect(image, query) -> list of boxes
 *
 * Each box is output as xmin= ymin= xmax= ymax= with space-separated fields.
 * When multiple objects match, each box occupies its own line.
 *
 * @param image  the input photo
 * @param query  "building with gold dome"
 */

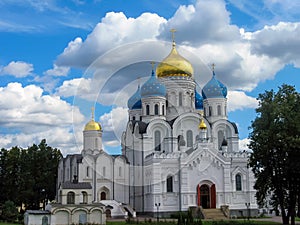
xmin=121 ymin=38 xmax=258 ymax=217
xmin=56 ymin=37 xmax=258 ymax=218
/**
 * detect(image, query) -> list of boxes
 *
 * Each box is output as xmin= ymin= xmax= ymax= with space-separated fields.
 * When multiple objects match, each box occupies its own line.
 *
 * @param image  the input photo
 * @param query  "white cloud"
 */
xmin=0 ymin=61 xmax=33 ymax=77
xmin=227 ymin=91 xmax=258 ymax=112
xmin=0 ymin=82 xmax=85 ymax=155
xmin=249 ymin=22 xmax=300 ymax=67
xmin=44 ymin=64 xmax=70 ymax=76
xmin=99 ymin=107 xmax=128 ymax=147
xmin=56 ymin=12 xmax=167 ymax=67
xmin=239 ymin=138 xmax=251 ymax=151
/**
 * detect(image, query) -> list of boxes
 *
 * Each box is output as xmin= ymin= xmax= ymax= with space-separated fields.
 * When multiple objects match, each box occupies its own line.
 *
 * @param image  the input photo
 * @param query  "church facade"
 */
xmin=56 ymin=39 xmax=258 ymax=217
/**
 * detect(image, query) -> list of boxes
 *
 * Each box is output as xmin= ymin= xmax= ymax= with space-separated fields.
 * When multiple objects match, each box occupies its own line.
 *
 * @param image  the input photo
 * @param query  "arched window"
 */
xmin=82 ymin=191 xmax=88 ymax=204
xmin=217 ymin=105 xmax=221 ymax=116
xmin=132 ymin=116 xmax=136 ymax=120
xmin=154 ymin=104 xmax=159 ymax=115
xmin=101 ymin=191 xmax=106 ymax=200
xmin=187 ymin=130 xmax=193 ymax=147
xmin=86 ymin=166 xmax=89 ymax=177
xmin=209 ymin=106 xmax=212 ymax=116
xmin=154 ymin=130 xmax=161 ymax=151
xmin=119 ymin=166 xmax=122 ymax=177
xmin=102 ymin=167 xmax=106 ymax=177
xmin=67 ymin=191 xmax=75 ymax=204
xmin=167 ymin=176 xmax=173 ymax=192
xmin=95 ymin=138 xmax=98 ymax=148
xmin=146 ymin=105 xmax=150 ymax=115
xmin=162 ymin=105 xmax=165 ymax=115
xmin=236 ymin=174 xmax=242 ymax=191
xmin=179 ymin=92 xmax=183 ymax=106
xmin=218 ymin=130 xmax=224 ymax=150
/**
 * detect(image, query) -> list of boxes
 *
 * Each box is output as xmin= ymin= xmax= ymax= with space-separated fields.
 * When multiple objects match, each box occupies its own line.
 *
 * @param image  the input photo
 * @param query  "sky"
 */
xmin=0 ymin=0 xmax=299 ymax=156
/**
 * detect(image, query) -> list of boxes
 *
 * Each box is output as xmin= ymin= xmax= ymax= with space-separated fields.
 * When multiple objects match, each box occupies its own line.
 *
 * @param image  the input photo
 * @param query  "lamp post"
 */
xmin=245 ymin=203 xmax=250 ymax=220
xmin=155 ymin=203 xmax=160 ymax=223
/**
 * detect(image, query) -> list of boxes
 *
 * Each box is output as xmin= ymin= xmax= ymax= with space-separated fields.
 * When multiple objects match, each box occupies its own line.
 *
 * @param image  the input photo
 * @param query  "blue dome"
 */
xmin=195 ymin=90 xmax=203 ymax=109
xmin=141 ymin=70 xmax=166 ymax=98
xmin=202 ymin=71 xmax=227 ymax=99
xmin=128 ymin=85 xmax=142 ymax=109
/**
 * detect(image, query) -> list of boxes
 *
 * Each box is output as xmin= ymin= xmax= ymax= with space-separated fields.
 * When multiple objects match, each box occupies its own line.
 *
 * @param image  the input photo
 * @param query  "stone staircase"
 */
xmin=202 ymin=208 xmax=228 ymax=220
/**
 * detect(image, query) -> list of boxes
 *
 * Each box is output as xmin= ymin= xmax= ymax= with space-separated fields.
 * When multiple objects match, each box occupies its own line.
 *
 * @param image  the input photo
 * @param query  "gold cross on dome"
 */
xmin=150 ymin=61 xmax=155 ymax=69
xmin=211 ymin=63 xmax=216 ymax=72
xmin=170 ymin=28 xmax=176 ymax=43
xmin=91 ymin=106 xmax=95 ymax=120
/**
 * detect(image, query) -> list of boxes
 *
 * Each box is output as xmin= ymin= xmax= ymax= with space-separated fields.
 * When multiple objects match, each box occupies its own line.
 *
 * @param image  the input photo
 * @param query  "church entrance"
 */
xmin=197 ymin=183 xmax=216 ymax=208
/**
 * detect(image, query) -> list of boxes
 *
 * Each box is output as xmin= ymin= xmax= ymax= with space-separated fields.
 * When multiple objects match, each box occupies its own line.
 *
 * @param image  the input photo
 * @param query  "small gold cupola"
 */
xmin=156 ymin=29 xmax=194 ymax=78
xmin=199 ymin=119 xmax=207 ymax=130
xmin=84 ymin=107 xmax=102 ymax=131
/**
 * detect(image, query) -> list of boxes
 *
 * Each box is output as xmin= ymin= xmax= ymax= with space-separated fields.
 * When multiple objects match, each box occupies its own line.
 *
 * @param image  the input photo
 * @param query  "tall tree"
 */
xmin=249 ymin=84 xmax=300 ymax=225
xmin=0 ymin=139 xmax=62 ymax=211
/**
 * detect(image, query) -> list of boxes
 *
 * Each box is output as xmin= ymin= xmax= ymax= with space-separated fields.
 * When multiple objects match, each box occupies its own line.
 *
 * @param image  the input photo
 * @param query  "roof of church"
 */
xmin=61 ymin=181 xmax=92 ymax=189
xmin=202 ymin=70 xmax=227 ymax=99
xmin=156 ymin=30 xmax=194 ymax=78
xmin=141 ymin=69 xmax=166 ymax=98
xmin=132 ymin=120 xmax=148 ymax=134
xmin=195 ymin=90 xmax=203 ymax=109
xmin=127 ymin=85 xmax=142 ymax=109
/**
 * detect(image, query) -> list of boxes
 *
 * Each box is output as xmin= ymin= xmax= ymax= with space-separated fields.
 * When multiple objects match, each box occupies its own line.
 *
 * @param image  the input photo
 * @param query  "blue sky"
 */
xmin=0 ymin=0 xmax=299 ymax=155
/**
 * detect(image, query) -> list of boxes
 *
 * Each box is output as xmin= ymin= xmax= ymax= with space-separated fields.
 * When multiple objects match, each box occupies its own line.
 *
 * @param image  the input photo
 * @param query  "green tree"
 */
xmin=0 ymin=139 xmax=62 ymax=211
xmin=1 ymin=200 xmax=19 ymax=222
xmin=249 ymin=84 xmax=300 ymax=225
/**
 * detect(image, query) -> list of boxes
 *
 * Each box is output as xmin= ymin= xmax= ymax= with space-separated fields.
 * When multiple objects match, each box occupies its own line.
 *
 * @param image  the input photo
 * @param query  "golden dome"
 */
xmin=84 ymin=119 xmax=102 ymax=131
xmin=156 ymin=42 xmax=194 ymax=78
xmin=199 ymin=119 xmax=207 ymax=130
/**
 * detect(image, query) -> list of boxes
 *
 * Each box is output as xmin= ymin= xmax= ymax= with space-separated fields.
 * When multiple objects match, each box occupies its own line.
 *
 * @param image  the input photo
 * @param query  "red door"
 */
xmin=197 ymin=183 xmax=216 ymax=209
xmin=210 ymin=184 xmax=216 ymax=208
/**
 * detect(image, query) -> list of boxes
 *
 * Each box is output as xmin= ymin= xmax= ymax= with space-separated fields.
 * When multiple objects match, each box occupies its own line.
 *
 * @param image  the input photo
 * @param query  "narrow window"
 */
xmin=119 ymin=166 xmax=122 ymax=177
xmin=95 ymin=138 xmax=98 ymax=148
xmin=217 ymin=105 xmax=221 ymax=116
xmin=162 ymin=105 xmax=165 ymax=115
xmin=179 ymin=92 xmax=183 ymax=106
xmin=167 ymin=176 xmax=173 ymax=192
xmin=209 ymin=106 xmax=212 ymax=116
xmin=67 ymin=192 xmax=75 ymax=204
xmin=154 ymin=130 xmax=161 ymax=151
xmin=102 ymin=167 xmax=106 ymax=177
xmin=146 ymin=105 xmax=150 ymax=115
xmin=154 ymin=104 xmax=159 ymax=115
xmin=86 ymin=166 xmax=89 ymax=177
xmin=236 ymin=174 xmax=242 ymax=191
xmin=187 ymin=130 xmax=193 ymax=147
xmin=218 ymin=130 xmax=224 ymax=150
xmin=82 ymin=191 xmax=88 ymax=204
xmin=132 ymin=116 xmax=136 ymax=121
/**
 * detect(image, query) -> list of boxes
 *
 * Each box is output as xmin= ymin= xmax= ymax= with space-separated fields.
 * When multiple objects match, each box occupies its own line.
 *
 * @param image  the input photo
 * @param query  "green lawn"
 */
xmin=107 ymin=220 xmax=281 ymax=225
xmin=0 ymin=223 xmax=19 ymax=225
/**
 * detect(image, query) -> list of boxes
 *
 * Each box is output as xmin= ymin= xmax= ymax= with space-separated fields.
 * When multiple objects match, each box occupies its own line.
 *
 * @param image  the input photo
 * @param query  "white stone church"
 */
xmin=56 ymin=39 xmax=258 ymax=218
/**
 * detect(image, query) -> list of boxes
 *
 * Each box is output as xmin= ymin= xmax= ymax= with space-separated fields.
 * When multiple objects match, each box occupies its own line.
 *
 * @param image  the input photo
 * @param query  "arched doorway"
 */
xmin=197 ymin=183 xmax=216 ymax=209
xmin=100 ymin=191 xmax=106 ymax=200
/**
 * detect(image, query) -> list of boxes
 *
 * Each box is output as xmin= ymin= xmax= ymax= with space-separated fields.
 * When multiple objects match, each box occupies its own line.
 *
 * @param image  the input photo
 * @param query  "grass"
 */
xmin=0 ymin=223 xmax=19 ymax=225
xmin=106 ymin=220 xmax=281 ymax=225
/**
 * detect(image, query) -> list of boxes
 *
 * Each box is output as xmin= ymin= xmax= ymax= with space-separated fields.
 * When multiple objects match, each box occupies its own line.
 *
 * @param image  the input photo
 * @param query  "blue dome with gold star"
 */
xmin=141 ymin=70 xmax=166 ymax=98
xmin=128 ymin=85 xmax=142 ymax=109
xmin=195 ymin=90 xmax=203 ymax=109
xmin=202 ymin=71 xmax=227 ymax=99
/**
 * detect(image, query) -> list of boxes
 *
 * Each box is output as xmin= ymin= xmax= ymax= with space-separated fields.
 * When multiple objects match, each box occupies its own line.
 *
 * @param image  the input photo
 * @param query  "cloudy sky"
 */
xmin=0 ymin=0 xmax=299 ymax=155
